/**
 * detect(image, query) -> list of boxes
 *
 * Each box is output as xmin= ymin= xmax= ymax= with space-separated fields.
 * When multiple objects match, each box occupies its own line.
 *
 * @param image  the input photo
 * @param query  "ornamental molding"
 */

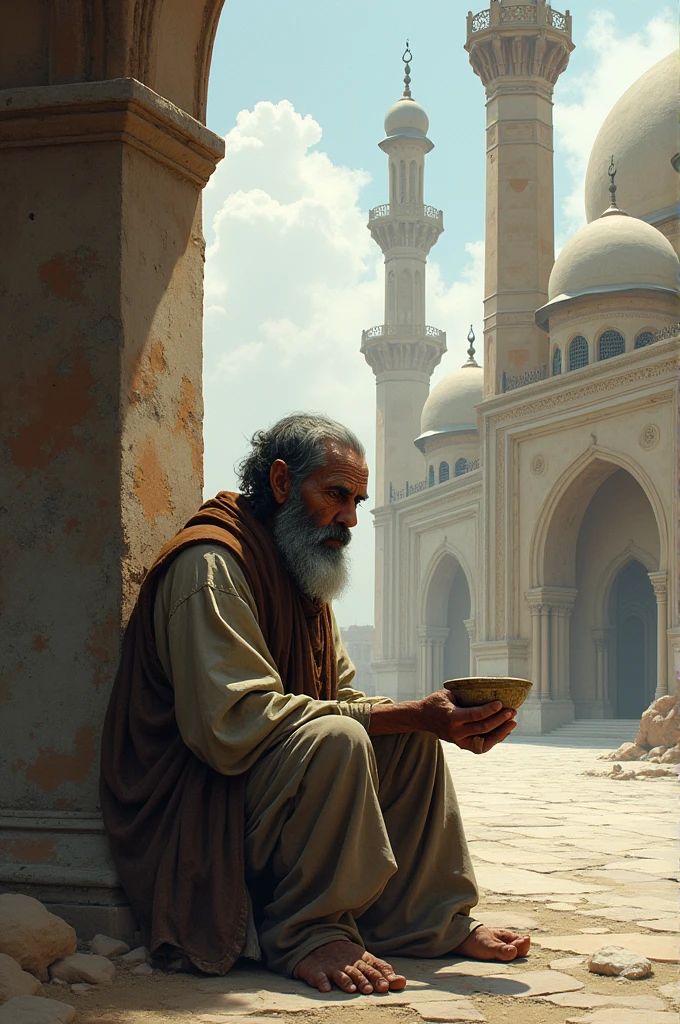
xmin=639 ymin=423 xmax=660 ymax=451
xmin=530 ymin=453 xmax=547 ymax=476
xmin=0 ymin=78 xmax=224 ymax=187
xmin=648 ymin=571 xmax=668 ymax=599
xmin=484 ymin=352 xmax=679 ymax=426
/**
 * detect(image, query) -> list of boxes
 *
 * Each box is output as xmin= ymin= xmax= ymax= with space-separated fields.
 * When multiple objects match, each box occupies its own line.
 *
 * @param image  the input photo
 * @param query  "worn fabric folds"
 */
xmin=100 ymin=492 xmax=338 ymax=975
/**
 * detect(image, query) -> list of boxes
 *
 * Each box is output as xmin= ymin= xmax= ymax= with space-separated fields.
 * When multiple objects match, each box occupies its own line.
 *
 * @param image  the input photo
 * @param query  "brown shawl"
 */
xmin=100 ymin=492 xmax=338 ymax=974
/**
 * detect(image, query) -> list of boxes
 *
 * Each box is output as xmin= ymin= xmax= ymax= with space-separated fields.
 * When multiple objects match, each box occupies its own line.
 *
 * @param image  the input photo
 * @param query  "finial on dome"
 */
xmin=463 ymin=325 xmax=479 ymax=367
xmin=600 ymin=155 xmax=628 ymax=218
xmin=402 ymin=41 xmax=413 ymax=99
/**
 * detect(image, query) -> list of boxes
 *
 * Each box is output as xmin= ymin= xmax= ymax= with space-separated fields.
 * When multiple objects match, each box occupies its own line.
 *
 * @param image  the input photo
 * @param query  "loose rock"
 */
xmin=132 ymin=963 xmax=153 ymax=976
xmin=119 ymin=945 xmax=149 ymax=964
xmin=0 ymin=953 xmax=43 ymax=1003
xmin=49 ymin=953 xmax=115 ymax=985
xmin=0 ymin=994 xmax=75 ymax=1023
xmin=71 ymin=983 xmax=93 ymax=994
xmin=588 ymin=944 xmax=653 ymax=979
xmin=89 ymin=934 xmax=130 ymax=958
xmin=0 ymin=896 xmax=76 ymax=982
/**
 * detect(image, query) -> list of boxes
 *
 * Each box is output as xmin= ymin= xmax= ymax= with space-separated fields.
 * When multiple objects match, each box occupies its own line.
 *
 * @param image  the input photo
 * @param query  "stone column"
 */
xmin=0 ymin=79 xmax=223 ymax=939
xmin=591 ymin=627 xmax=615 ymax=718
xmin=464 ymin=618 xmax=477 ymax=675
xmin=648 ymin=571 xmax=669 ymax=699
xmin=417 ymin=626 xmax=450 ymax=697
xmin=540 ymin=604 xmax=550 ymax=699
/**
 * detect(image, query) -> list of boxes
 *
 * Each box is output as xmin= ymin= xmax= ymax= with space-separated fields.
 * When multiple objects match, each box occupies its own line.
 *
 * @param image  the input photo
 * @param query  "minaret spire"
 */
xmin=402 ymin=41 xmax=412 ymax=98
xmin=601 ymin=155 xmax=629 ymax=218
xmin=463 ymin=325 xmax=479 ymax=368
xmin=361 ymin=51 xmax=446 ymax=507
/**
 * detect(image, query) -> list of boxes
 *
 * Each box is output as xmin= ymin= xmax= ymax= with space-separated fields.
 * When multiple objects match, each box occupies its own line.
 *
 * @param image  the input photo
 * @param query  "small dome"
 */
xmin=384 ymin=97 xmax=430 ymax=139
xmin=420 ymin=364 xmax=484 ymax=436
xmin=585 ymin=53 xmax=678 ymax=223
xmin=548 ymin=212 xmax=679 ymax=301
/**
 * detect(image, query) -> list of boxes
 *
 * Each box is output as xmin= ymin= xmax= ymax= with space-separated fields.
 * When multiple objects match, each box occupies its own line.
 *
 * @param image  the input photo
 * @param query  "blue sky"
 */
xmin=202 ymin=2 xmax=674 ymax=626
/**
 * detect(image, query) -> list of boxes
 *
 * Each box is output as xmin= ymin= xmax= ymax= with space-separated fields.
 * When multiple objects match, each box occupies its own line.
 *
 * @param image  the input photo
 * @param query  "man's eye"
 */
xmin=328 ymin=489 xmax=341 ymax=499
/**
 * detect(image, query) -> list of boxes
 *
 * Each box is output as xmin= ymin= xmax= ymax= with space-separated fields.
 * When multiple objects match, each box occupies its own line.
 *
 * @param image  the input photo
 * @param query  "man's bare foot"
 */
xmin=293 ymin=939 xmax=407 ymax=994
xmin=453 ymin=925 xmax=531 ymax=961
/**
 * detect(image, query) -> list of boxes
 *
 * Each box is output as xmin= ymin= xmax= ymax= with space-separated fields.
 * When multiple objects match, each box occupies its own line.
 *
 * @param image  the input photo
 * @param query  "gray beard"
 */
xmin=273 ymin=487 xmax=350 ymax=604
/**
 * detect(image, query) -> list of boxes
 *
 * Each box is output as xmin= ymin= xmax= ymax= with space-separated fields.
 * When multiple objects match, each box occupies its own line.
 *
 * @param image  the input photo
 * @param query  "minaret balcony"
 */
xmin=360 ymin=324 xmax=447 ymax=377
xmin=368 ymin=202 xmax=443 ymax=228
xmin=466 ymin=1 xmax=574 ymax=87
xmin=362 ymin=324 xmax=445 ymax=343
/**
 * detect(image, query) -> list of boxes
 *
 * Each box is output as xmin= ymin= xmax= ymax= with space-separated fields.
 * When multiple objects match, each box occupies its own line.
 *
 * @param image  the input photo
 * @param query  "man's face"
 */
xmin=269 ymin=443 xmax=369 ymax=602
xmin=298 ymin=444 xmax=370 ymax=538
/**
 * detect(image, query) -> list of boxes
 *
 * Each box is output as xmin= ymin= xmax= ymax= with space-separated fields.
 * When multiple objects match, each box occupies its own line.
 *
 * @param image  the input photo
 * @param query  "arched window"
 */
xmin=552 ymin=346 xmax=562 ymax=376
xmin=428 ymin=465 xmax=435 ymax=488
xmin=568 ymin=335 xmax=589 ymax=371
xmin=634 ymin=330 xmax=654 ymax=349
xmin=454 ymin=458 xmax=467 ymax=478
xmin=439 ymin=461 xmax=450 ymax=483
xmin=598 ymin=329 xmax=625 ymax=360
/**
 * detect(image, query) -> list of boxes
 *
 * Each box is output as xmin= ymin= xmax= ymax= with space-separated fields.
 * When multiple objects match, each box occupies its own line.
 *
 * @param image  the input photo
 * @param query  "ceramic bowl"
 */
xmin=443 ymin=676 xmax=533 ymax=710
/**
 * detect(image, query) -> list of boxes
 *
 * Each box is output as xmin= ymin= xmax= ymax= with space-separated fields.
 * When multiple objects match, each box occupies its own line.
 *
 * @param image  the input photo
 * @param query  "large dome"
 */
xmin=384 ymin=97 xmax=430 ymax=139
xmin=548 ymin=211 xmax=678 ymax=302
xmin=420 ymin=364 xmax=484 ymax=436
xmin=585 ymin=53 xmax=678 ymax=223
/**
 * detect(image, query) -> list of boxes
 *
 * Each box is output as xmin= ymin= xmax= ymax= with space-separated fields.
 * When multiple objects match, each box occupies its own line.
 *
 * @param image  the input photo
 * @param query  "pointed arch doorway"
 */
xmin=419 ymin=553 xmax=472 ymax=695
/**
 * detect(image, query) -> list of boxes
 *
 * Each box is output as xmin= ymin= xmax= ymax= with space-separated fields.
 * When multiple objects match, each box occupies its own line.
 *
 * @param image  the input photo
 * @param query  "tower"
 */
xmin=361 ymin=46 xmax=446 ymax=507
xmin=465 ymin=0 xmax=574 ymax=395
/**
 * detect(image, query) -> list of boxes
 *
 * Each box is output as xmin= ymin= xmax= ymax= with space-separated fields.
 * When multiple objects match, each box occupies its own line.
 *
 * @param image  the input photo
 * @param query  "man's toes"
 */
xmin=331 ymin=970 xmax=357 ymax=993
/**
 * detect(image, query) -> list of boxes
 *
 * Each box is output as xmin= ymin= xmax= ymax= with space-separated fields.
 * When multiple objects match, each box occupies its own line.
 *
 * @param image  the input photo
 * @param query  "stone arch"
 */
xmin=531 ymin=445 xmax=668 ymax=588
xmin=418 ymin=545 xmax=475 ymax=694
xmin=594 ymin=542 xmax=657 ymax=625
xmin=3 ymin=0 xmax=226 ymax=123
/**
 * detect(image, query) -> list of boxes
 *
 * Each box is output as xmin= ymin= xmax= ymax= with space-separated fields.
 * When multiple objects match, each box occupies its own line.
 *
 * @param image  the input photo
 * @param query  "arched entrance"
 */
xmin=532 ymin=455 xmax=667 ymax=725
xmin=419 ymin=552 xmax=472 ymax=695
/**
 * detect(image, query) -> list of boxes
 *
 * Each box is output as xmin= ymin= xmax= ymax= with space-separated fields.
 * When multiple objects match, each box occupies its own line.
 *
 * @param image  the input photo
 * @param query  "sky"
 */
xmin=201 ymin=1 xmax=674 ymax=627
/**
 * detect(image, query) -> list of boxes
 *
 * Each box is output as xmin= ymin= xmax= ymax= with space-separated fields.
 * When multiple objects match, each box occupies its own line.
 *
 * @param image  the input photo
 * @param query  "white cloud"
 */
xmin=202 ymin=100 xmax=484 ymax=625
xmin=554 ymin=7 xmax=675 ymax=240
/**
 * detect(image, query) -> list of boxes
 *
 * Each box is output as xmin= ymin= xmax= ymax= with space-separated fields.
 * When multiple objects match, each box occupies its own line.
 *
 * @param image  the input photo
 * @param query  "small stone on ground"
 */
xmin=132 ymin=963 xmax=153 ymax=976
xmin=549 ymin=957 xmax=587 ymax=971
xmin=119 ymin=946 xmax=149 ymax=964
xmin=588 ymin=945 xmax=653 ymax=979
xmin=532 ymin=932 xmax=678 ymax=962
xmin=48 ymin=953 xmax=115 ymax=984
xmin=89 ymin=934 xmax=130 ymax=958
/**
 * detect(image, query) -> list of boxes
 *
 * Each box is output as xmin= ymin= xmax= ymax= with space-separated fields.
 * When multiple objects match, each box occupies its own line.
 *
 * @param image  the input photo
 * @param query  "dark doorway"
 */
xmin=612 ymin=561 xmax=656 ymax=718
xmin=443 ymin=571 xmax=471 ymax=681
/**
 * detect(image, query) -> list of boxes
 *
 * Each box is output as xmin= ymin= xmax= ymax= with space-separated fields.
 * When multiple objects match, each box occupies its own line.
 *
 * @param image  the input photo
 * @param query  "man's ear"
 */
xmin=270 ymin=460 xmax=291 ymax=505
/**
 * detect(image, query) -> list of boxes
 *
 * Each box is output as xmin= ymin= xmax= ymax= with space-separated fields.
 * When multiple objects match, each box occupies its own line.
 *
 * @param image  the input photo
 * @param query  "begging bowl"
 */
xmin=444 ymin=676 xmax=533 ymax=711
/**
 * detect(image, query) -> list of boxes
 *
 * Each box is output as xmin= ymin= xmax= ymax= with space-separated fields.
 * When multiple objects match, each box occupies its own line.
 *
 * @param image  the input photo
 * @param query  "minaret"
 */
xmin=465 ymin=1 xmax=574 ymax=395
xmin=361 ymin=46 xmax=446 ymax=507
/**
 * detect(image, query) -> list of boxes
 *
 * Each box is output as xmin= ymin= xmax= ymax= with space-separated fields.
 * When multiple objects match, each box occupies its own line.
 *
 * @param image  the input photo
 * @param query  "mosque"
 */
xmin=361 ymin=2 xmax=679 ymax=732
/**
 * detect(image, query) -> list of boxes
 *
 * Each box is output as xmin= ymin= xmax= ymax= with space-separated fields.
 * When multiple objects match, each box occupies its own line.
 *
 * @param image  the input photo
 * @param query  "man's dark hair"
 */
xmin=237 ymin=413 xmax=366 ymax=521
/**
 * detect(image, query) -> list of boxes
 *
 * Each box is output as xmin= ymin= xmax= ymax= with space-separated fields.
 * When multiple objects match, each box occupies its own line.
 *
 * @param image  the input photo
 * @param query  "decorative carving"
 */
xmin=494 ymin=429 xmax=506 ymax=639
xmin=361 ymin=327 xmax=446 ymax=378
xmin=648 ymin=572 xmax=668 ymax=600
xmin=465 ymin=3 xmax=574 ymax=89
xmin=502 ymin=366 xmax=547 ymax=392
xmin=639 ymin=424 xmax=660 ymax=451
xmin=530 ymin=454 xmax=546 ymax=476
xmin=492 ymin=357 xmax=678 ymax=424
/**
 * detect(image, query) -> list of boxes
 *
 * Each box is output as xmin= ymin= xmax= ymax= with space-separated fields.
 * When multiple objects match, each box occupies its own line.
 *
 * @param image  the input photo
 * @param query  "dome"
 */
xmin=384 ymin=97 xmax=430 ymax=139
xmin=548 ymin=211 xmax=679 ymax=302
xmin=585 ymin=53 xmax=679 ymax=223
xmin=419 ymin=364 xmax=484 ymax=437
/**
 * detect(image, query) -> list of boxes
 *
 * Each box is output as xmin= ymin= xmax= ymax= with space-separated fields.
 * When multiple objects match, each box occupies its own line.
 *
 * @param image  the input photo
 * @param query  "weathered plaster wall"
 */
xmin=0 ymin=79 xmax=223 ymax=931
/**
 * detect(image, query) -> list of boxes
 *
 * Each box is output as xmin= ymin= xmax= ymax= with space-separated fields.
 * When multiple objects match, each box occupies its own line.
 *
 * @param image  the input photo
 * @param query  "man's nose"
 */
xmin=335 ymin=501 xmax=358 ymax=529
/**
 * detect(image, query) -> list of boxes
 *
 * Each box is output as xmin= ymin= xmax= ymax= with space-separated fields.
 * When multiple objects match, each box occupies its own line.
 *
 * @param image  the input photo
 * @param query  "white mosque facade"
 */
xmin=362 ymin=3 xmax=679 ymax=733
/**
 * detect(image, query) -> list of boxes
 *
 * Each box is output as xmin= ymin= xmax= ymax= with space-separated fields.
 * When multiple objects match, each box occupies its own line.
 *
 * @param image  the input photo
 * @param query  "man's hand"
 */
xmin=368 ymin=691 xmax=516 ymax=753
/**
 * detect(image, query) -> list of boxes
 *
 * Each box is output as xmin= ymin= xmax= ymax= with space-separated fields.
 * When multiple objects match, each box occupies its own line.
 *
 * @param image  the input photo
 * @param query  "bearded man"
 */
xmin=100 ymin=413 xmax=529 ymax=995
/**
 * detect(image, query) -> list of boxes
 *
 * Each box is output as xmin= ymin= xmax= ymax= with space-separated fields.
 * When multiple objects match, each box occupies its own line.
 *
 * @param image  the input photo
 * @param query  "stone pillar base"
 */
xmin=574 ymin=700 xmax=615 ymax=720
xmin=371 ymin=660 xmax=418 ymax=702
xmin=470 ymin=639 xmax=530 ymax=680
xmin=515 ymin=697 xmax=575 ymax=735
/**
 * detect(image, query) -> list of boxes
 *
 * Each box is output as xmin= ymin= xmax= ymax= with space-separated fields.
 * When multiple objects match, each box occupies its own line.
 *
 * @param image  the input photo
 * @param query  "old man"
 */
xmin=101 ymin=413 xmax=529 ymax=995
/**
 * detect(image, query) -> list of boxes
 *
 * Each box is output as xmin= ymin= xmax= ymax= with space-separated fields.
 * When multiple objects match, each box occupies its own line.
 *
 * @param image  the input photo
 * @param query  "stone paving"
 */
xmin=48 ymin=735 xmax=678 ymax=1023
